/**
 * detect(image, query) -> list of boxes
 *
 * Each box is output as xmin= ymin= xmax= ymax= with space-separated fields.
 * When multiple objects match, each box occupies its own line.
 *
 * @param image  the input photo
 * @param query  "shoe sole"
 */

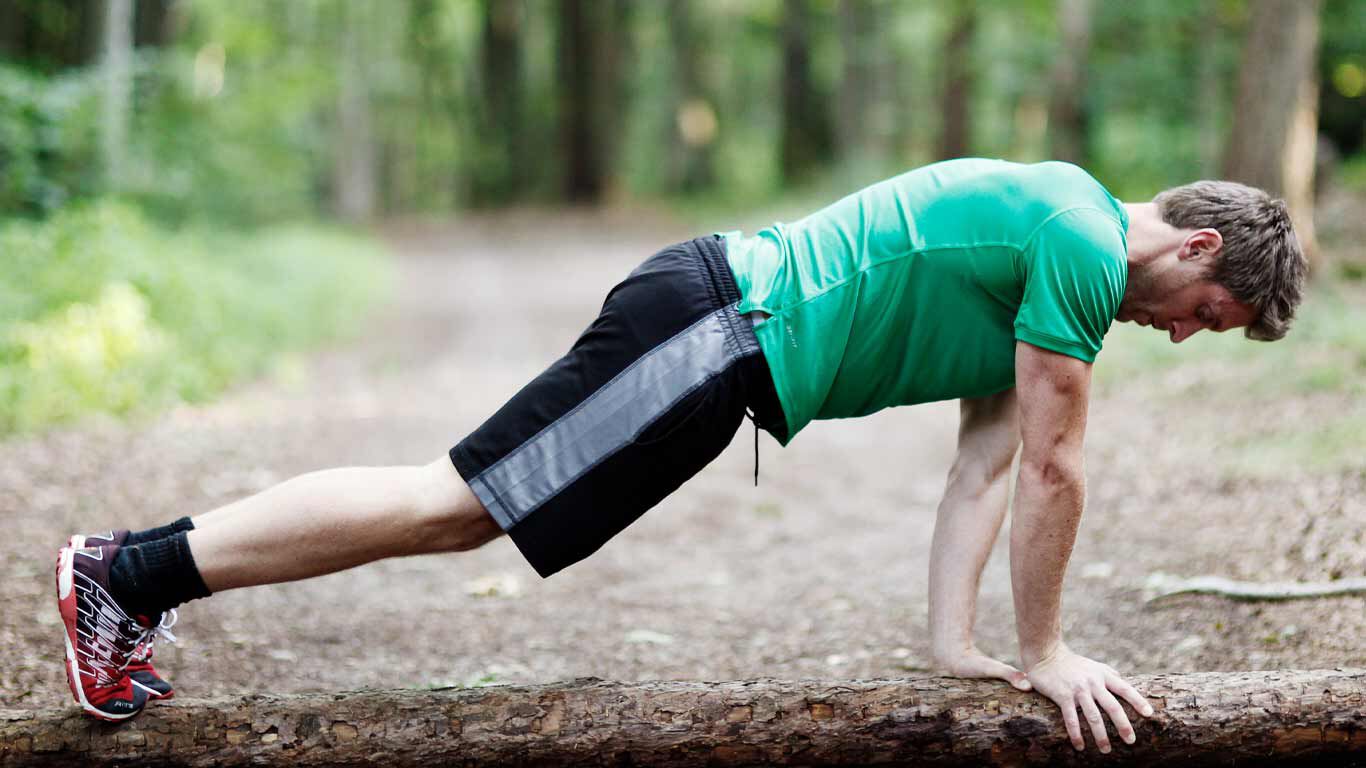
xmin=54 ymin=546 xmax=142 ymax=722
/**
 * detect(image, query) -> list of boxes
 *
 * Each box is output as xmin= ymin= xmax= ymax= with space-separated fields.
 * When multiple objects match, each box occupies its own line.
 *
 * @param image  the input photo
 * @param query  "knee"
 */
xmin=415 ymin=457 xmax=504 ymax=552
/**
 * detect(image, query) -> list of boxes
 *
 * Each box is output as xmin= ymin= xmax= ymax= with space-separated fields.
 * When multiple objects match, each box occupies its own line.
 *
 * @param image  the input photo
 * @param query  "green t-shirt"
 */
xmin=722 ymin=158 xmax=1128 ymax=444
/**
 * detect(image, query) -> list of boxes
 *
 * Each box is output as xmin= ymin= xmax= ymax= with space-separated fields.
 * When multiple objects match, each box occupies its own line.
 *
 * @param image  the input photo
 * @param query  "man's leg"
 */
xmin=56 ymin=456 xmax=500 ymax=720
xmin=186 ymin=456 xmax=502 ymax=592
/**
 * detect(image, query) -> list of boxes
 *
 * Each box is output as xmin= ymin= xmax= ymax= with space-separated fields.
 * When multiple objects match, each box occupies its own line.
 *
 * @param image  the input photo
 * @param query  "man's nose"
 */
xmin=1170 ymin=322 xmax=1198 ymax=343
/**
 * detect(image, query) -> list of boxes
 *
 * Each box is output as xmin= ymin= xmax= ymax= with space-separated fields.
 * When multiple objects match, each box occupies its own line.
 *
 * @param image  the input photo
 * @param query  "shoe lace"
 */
xmin=131 ymin=609 xmax=178 ymax=663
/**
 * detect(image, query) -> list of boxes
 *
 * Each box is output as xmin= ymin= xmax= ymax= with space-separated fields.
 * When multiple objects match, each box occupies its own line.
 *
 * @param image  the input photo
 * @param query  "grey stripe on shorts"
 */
xmin=468 ymin=303 xmax=756 ymax=530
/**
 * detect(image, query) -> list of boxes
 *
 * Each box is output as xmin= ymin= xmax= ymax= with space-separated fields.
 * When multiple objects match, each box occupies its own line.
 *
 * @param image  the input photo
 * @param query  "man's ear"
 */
xmin=1181 ymin=228 xmax=1223 ymax=262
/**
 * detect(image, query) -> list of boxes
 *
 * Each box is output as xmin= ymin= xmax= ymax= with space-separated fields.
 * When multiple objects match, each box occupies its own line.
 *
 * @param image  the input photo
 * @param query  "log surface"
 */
xmin=3 ymin=669 xmax=1364 ymax=767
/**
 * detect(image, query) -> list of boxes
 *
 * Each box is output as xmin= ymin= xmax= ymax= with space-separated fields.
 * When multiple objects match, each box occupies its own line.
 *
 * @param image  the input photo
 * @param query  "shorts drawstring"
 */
xmin=747 ymin=407 xmax=759 ymax=486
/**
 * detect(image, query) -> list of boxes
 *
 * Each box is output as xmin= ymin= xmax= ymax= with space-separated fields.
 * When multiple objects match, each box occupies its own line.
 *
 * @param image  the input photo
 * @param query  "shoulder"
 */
xmin=1027 ymin=207 xmax=1127 ymax=261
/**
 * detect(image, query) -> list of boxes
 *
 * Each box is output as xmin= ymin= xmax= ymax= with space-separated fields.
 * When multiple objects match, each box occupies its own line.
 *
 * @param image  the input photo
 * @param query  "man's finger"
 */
xmin=979 ymin=658 xmax=1033 ymax=691
xmin=952 ymin=655 xmax=1030 ymax=690
xmin=1106 ymin=672 xmax=1154 ymax=717
xmin=1092 ymin=682 xmax=1135 ymax=746
xmin=1077 ymin=691 xmax=1111 ymax=753
xmin=1057 ymin=695 xmax=1084 ymax=751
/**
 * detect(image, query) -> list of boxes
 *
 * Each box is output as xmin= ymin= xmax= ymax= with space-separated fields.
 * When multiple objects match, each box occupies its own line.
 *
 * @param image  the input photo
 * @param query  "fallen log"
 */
xmin=2 ymin=669 xmax=1363 ymax=767
xmin=1145 ymin=572 xmax=1366 ymax=603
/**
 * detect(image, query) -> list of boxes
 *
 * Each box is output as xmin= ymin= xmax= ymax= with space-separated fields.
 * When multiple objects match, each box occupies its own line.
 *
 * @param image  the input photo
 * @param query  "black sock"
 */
xmin=108 ymin=531 xmax=212 ymax=620
xmin=125 ymin=516 xmax=196 ymax=546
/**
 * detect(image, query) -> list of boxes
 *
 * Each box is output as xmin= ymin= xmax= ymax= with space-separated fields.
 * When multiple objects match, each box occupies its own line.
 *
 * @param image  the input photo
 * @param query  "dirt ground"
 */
xmin=3 ymin=212 xmax=1362 ymax=711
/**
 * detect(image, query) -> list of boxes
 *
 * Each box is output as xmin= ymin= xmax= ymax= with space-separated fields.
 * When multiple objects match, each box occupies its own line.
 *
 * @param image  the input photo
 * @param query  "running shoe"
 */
xmin=67 ymin=530 xmax=176 ymax=700
xmin=55 ymin=543 xmax=157 ymax=720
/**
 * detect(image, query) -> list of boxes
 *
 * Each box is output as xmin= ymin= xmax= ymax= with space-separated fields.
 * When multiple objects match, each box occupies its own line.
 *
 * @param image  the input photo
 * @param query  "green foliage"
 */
xmin=6 ymin=1 xmax=1364 ymax=218
xmin=0 ymin=63 xmax=101 ymax=216
xmin=126 ymin=47 xmax=329 ymax=225
xmin=0 ymin=201 xmax=391 ymax=435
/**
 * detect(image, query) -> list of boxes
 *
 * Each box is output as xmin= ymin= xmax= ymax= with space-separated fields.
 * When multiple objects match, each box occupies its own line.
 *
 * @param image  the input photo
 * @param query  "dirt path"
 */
xmin=4 ymin=212 xmax=1362 ymax=709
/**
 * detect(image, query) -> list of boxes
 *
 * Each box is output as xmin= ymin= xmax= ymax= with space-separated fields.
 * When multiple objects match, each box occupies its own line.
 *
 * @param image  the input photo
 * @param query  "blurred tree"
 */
xmin=100 ymin=0 xmax=132 ymax=186
xmin=0 ymin=0 xmax=101 ymax=71
xmin=473 ymin=0 xmax=525 ymax=205
xmin=1318 ymin=0 xmax=1366 ymax=160
xmin=1224 ymin=0 xmax=1323 ymax=262
xmin=1194 ymin=0 xmax=1223 ymax=175
xmin=404 ymin=0 xmax=463 ymax=210
xmin=938 ymin=0 xmax=976 ymax=160
xmin=837 ymin=0 xmax=884 ymax=167
xmin=131 ymin=0 xmax=174 ymax=47
xmin=1046 ymin=0 xmax=1092 ymax=165
xmin=556 ymin=0 xmax=629 ymax=203
xmin=335 ymin=0 xmax=377 ymax=221
xmin=666 ymin=0 xmax=716 ymax=194
xmin=780 ymin=0 xmax=833 ymax=183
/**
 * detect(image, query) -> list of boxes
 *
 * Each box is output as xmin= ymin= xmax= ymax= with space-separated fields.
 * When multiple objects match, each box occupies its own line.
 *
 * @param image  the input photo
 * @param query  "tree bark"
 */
xmin=938 ymin=0 xmax=977 ymax=160
xmin=1223 ymin=0 xmax=1323 ymax=263
xmin=3 ymin=670 xmax=1364 ymax=767
xmin=1046 ymin=0 xmax=1093 ymax=165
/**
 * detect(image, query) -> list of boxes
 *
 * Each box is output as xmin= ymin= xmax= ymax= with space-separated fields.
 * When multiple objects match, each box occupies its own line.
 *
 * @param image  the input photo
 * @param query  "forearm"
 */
xmin=928 ymin=471 xmax=1011 ymax=659
xmin=1010 ymin=459 xmax=1085 ymax=668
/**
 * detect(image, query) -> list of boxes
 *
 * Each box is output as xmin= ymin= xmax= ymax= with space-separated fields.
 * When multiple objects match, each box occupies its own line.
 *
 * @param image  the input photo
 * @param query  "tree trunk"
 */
xmin=780 ymin=0 xmax=833 ymax=184
xmin=1223 ymin=0 xmax=1323 ymax=263
xmin=472 ymin=0 xmax=525 ymax=205
xmin=556 ymin=0 xmax=624 ymax=204
xmin=1046 ymin=0 xmax=1093 ymax=165
xmin=938 ymin=0 xmax=976 ymax=160
xmin=132 ymin=0 xmax=176 ymax=48
xmin=334 ymin=0 xmax=377 ymax=222
xmin=100 ymin=0 xmax=133 ymax=187
xmin=4 ymin=670 xmax=1364 ymax=767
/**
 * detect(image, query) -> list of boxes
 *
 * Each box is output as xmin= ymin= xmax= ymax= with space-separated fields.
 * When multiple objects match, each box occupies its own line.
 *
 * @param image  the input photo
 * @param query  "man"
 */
xmin=55 ymin=159 xmax=1305 ymax=752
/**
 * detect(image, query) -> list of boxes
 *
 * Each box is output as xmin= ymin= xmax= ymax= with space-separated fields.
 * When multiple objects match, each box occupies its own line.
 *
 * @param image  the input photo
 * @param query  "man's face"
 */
xmin=1116 ymin=279 xmax=1257 ymax=343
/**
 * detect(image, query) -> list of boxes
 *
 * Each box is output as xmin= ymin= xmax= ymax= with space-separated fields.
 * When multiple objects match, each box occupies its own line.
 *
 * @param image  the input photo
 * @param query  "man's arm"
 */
xmin=928 ymin=390 xmax=1031 ymax=690
xmin=1012 ymin=340 xmax=1152 ymax=753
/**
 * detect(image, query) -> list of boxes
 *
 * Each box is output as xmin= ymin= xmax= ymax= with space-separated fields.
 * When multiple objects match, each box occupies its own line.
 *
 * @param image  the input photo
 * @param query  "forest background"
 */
xmin=0 ymin=0 xmax=1363 ymax=433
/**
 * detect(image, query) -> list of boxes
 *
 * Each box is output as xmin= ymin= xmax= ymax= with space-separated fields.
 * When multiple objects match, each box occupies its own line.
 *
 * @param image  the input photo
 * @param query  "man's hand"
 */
xmin=1025 ymin=644 xmax=1154 ymax=753
xmin=935 ymin=645 xmax=1032 ymax=692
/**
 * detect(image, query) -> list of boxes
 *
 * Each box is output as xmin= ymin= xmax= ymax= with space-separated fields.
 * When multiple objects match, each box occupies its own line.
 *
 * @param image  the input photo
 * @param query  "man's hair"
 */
xmin=1151 ymin=181 xmax=1307 ymax=341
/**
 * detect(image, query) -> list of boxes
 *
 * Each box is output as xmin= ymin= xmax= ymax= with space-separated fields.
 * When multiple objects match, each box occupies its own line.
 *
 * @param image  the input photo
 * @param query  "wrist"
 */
xmin=1021 ymin=639 xmax=1067 ymax=670
xmin=930 ymin=628 xmax=975 ymax=661
xmin=931 ymin=640 xmax=973 ymax=665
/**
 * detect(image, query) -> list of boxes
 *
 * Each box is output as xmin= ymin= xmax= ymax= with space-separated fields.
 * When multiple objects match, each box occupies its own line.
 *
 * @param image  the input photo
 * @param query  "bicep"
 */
xmin=1014 ymin=340 xmax=1092 ymax=468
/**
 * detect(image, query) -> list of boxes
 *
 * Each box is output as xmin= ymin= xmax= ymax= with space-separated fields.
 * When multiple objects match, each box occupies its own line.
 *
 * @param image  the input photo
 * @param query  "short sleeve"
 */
xmin=1014 ymin=208 xmax=1128 ymax=362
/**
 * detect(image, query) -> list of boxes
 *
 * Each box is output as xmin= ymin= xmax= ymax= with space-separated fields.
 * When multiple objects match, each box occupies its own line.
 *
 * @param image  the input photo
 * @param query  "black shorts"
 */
xmin=450 ymin=235 xmax=786 ymax=578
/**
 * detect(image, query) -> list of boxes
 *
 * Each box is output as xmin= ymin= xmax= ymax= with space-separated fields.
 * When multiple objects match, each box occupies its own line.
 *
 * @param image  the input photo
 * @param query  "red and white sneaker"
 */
xmin=55 ymin=542 xmax=160 ymax=720
xmin=67 ymin=531 xmax=176 ymax=701
xmin=126 ymin=611 xmax=177 ymax=700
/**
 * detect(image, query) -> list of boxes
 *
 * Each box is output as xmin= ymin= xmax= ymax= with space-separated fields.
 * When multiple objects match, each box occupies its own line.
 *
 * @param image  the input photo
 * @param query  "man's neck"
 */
xmin=1121 ymin=202 xmax=1187 ymax=272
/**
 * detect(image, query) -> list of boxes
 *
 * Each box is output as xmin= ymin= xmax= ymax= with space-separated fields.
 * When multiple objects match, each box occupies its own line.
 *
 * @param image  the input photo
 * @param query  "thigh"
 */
xmin=449 ymin=236 xmax=757 ymax=577
xmin=505 ymin=362 xmax=749 ymax=577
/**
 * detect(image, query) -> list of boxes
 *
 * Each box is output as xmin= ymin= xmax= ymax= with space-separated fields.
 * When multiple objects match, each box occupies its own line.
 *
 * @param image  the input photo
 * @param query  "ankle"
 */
xmin=108 ymin=533 xmax=212 ymax=619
